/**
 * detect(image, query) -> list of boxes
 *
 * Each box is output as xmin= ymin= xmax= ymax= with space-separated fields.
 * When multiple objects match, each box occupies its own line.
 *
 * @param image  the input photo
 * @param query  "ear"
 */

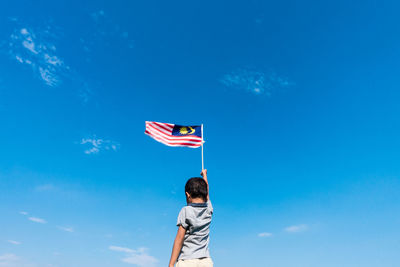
xmin=185 ymin=192 xmax=191 ymax=199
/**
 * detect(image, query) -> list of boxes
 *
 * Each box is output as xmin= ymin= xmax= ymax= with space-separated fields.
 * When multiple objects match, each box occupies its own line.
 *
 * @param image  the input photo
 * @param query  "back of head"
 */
xmin=185 ymin=177 xmax=208 ymax=202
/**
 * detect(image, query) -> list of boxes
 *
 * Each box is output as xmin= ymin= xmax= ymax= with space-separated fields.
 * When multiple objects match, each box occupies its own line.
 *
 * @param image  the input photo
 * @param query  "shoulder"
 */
xmin=177 ymin=206 xmax=193 ymax=228
xmin=180 ymin=205 xmax=192 ymax=213
xmin=178 ymin=206 xmax=193 ymax=218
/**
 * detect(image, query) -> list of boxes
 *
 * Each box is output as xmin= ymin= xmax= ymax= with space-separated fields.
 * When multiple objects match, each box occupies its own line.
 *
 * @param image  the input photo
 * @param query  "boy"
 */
xmin=168 ymin=169 xmax=213 ymax=267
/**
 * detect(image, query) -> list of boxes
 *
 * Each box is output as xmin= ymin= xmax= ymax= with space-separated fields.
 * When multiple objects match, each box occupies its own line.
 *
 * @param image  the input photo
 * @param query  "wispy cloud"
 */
xmin=4 ymin=20 xmax=93 ymax=104
xmin=110 ymin=246 xmax=135 ymax=253
xmin=28 ymin=217 xmax=47 ymax=224
xmin=19 ymin=211 xmax=28 ymax=216
xmin=284 ymin=224 xmax=308 ymax=233
xmin=57 ymin=226 xmax=74 ymax=233
xmin=80 ymin=136 xmax=119 ymax=154
xmin=109 ymin=246 xmax=158 ymax=267
xmin=258 ymin=232 xmax=273 ymax=237
xmin=0 ymin=253 xmax=35 ymax=267
xmin=7 ymin=240 xmax=21 ymax=245
xmin=220 ymin=68 xmax=293 ymax=95
xmin=0 ymin=254 xmax=19 ymax=266
xmin=8 ymin=27 xmax=67 ymax=87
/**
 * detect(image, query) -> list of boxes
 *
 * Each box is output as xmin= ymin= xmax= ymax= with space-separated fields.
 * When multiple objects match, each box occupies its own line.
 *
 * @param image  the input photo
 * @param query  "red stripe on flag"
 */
xmin=146 ymin=124 xmax=173 ymax=136
xmin=145 ymin=121 xmax=202 ymax=148
xmin=145 ymin=130 xmax=202 ymax=144
xmin=152 ymin=121 xmax=174 ymax=131
xmin=146 ymin=125 xmax=201 ymax=142
xmin=145 ymin=131 xmax=201 ymax=147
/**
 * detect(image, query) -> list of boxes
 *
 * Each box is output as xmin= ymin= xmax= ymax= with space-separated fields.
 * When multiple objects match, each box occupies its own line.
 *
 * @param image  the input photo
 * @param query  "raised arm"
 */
xmin=169 ymin=225 xmax=186 ymax=267
xmin=200 ymin=169 xmax=209 ymax=201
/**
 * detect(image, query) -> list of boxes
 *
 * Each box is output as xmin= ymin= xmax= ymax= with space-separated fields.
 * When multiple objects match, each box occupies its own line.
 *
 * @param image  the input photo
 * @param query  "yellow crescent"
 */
xmin=188 ymin=126 xmax=195 ymax=134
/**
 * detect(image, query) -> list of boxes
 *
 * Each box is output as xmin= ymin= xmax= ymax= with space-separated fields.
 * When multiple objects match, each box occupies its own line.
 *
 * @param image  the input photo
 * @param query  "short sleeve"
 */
xmin=176 ymin=207 xmax=189 ymax=229
xmin=207 ymin=200 xmax=213 ymax=214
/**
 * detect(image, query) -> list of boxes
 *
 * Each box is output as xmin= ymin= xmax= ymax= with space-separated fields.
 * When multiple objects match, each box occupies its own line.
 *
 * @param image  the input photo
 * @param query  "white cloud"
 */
xmin=80 ymin=137 xmax=119 ymax=155
xmin=0 ymin=253 xmax=35 ymax=267
xmin=39 ymin=67 xmax=59 ymax=87
xmin=0 ymin=254 xmax=19 ymax=266
xmin=44 ymin=54 xmax=62 ymax=66
xmin=258 ymin=232 xmax=273 ymax=237
xmin=220 ymin=68 xmax=292 ymax=95
xmin=20 ymin=28 xmax=28 ymax=35
xmin=7 ymin=240 xmax=21 ymax=245
xmin=8 ymin=27 xmax=66 ymax=87
xmin=7 ymin=22 xmax=95 ymax=103
xmin=57 ymin=226 xmax=74 ymax=233
xmin=15 ymin=55 xmax=23 ymax=63
xmin=109 ymin=246 xmax=135 ymax=254
xmin=28 ymin=217 xmax=47 ymax=224
xmin=284 ymin=224 xmax=308 ymax=233
xmin=19 ymin=211 xmax=28 ymax=216
xmin=109 ymin=246 xmax=158 ymax=267
xmin=22 ymin=37 xmax=37 ymax=54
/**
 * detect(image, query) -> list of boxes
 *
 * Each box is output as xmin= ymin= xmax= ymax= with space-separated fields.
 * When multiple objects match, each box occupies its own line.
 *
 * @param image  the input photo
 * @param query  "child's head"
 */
xmin=185 ymin=177 xmax=208 ymax=203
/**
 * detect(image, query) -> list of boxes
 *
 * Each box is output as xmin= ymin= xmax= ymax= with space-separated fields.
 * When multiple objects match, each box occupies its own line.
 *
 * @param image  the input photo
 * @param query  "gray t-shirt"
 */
xmin=176 ymin=200 xmax=213 ymax=260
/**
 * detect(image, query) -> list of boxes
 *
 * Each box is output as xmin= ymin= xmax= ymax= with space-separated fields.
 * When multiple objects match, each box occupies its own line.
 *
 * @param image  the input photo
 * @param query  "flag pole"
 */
xmin=201 ymin=124 xmax=204 ymax=170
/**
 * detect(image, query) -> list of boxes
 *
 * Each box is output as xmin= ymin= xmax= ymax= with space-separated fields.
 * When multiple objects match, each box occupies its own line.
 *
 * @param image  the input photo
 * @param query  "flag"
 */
xmin=145 ymin=121 xmax=203 ymax=148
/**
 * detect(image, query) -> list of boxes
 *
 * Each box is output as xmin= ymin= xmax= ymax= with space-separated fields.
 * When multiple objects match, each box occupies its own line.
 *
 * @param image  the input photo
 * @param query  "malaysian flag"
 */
xmin=145 ymin=121 xmax=203 ymax=148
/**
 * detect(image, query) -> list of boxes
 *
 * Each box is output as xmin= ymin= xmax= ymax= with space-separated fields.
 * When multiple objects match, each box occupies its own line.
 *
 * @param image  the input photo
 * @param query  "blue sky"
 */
xmin=1 ymin=0 xmax=400 ymax=266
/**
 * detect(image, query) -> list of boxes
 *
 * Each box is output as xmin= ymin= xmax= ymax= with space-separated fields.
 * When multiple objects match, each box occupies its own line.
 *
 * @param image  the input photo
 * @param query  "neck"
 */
xmin=189 ymin=197 xmax=205 ymax=203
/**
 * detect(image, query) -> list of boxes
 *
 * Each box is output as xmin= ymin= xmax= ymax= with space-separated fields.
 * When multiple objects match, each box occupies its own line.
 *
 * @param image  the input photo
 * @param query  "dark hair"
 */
xmin=185 ymin=177 xmax=208 ymax=202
